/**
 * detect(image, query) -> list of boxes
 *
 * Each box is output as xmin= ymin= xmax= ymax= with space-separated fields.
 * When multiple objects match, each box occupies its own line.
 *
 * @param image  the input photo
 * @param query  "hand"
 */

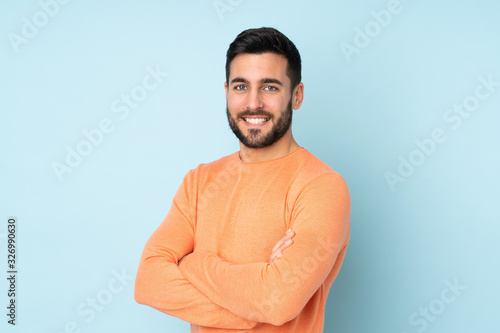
xmin=268 ymin=229 xmax=295 ymax=264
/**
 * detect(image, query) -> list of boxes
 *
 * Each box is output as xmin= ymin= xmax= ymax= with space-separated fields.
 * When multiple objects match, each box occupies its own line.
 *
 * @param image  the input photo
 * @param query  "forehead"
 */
xmin=229 ymin=53 xmax=289 ymax=84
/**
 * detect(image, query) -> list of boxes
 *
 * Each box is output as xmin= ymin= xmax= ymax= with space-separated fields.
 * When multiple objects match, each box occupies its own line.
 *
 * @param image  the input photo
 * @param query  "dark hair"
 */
xmin=225 ymin=27 xmax=302 ymax=91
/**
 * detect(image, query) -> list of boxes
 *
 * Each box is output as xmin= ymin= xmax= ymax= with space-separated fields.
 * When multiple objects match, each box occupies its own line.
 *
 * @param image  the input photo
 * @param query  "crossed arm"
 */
xmin=134 ymin=172 xmax=296 ymax=329
xmin=177 ymin=173 xmax=349 ymax=325
xmin=135 ymin=172 xmax=349 ymax=328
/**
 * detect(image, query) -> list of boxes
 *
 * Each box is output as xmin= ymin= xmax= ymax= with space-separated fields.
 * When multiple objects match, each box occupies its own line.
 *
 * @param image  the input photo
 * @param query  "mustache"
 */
xmin=237 ymin=109 xmax=273 ymax=118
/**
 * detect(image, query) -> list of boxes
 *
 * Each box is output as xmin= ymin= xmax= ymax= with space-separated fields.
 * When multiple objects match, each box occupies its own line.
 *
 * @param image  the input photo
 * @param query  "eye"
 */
xmin=234 ymin=84 xmax=246 ymax=90
xmin=264 ymin=86 xmax=278 ymax=91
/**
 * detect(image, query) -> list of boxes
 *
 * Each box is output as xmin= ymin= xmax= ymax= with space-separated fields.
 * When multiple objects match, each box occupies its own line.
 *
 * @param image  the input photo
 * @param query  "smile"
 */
xmin=242 ymin=117 xmax=269 ymax=125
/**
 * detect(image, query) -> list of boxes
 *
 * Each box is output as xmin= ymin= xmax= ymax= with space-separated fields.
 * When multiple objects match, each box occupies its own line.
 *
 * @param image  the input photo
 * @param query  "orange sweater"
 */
xmin=135 ymin=147 xmax=350 ymax=332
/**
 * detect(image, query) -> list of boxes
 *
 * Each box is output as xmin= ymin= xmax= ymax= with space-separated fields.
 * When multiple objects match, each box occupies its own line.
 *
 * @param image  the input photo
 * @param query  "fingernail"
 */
xmin=286 ymin=229 xmax=293 ymax=235
xmin=285 ymin=240 xmax=292 ymax=245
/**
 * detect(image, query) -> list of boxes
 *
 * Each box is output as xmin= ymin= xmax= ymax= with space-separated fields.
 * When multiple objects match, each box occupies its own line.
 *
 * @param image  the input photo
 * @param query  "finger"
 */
xmin=269 ymin=238 xmax=294 ymax=263
xmin=277 ymin=238 xmax=294 ymax=255
xmin=271 ymin=230 xmax=294 ymax=252
xmin=269 ymin=230 xmax=295 ymax=264
xmin=271 ymin=236 xmax=291 ymax=253
xmin=269 ymin=242 xmax=287 ymax=263
xmin=269 ymin=246 xmax=291 ymax=264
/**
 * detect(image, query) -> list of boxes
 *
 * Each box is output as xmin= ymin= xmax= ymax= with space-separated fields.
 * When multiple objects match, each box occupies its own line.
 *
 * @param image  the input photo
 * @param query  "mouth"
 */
xmin=241 ymin=116 xmax=270 ymax=126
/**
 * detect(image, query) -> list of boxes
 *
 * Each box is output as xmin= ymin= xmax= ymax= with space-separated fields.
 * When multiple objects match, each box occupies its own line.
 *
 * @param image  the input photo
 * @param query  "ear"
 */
xmin=224 ymin=81 xmax=228 ymax=99
xmin=292 ymin=82 xmax=304 ymax=110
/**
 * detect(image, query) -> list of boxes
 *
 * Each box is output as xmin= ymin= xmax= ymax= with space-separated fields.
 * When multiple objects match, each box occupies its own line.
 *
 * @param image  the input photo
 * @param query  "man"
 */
xmin=135 ymin=27 xmax=350 ymax=332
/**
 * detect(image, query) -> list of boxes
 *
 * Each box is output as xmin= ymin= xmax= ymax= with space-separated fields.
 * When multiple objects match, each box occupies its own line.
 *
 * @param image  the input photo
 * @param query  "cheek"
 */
xmin=227 ymin=95 xmax=245 ymax=112
xmin=262 ymin=97 xmax=285 ymax=113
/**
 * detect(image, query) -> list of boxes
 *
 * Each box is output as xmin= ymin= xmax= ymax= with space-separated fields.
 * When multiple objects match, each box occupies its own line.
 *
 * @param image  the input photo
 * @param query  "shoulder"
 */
xmin=182 ymin=151 xmax=240 ymax=184
xmin=293 ymin=148 xmax=348 ymax=191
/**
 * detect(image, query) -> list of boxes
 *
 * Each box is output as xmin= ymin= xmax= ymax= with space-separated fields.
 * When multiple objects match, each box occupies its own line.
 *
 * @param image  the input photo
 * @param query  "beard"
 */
xmin=226 ymin=99 xmax=293 ymax=149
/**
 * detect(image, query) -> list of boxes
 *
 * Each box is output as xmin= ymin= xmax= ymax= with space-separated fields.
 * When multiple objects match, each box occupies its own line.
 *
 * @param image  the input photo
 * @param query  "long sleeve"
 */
xmin=178 ymin=172 xmax=350 ymax=326
xmin=134 ymin=170 xmax=258 ymax=329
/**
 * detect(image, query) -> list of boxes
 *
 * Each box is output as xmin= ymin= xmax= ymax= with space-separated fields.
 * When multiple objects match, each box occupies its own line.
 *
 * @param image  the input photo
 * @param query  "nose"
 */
xmin=245 ymin=88 xmax=264 ymax=111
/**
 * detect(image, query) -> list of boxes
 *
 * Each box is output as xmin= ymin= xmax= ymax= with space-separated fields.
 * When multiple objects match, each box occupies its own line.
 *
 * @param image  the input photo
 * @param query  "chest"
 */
xmin=193 ymin=168 xmax=295 ymax=263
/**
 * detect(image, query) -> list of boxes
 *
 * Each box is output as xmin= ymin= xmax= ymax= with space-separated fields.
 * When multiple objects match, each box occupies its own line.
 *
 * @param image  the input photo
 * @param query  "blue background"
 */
xmin=1 ymin=0 xmax=499 ymax=332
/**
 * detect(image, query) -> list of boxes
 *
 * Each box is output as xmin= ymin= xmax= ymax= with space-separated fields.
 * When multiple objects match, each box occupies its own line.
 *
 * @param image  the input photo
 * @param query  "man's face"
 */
xmin=225 ymin=53 xmax=295 ymax=149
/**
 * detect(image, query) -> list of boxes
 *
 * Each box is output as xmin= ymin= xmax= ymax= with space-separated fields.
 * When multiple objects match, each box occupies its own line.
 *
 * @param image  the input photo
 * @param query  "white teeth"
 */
xmin=244 ymin=118 xmax=268 ymax=124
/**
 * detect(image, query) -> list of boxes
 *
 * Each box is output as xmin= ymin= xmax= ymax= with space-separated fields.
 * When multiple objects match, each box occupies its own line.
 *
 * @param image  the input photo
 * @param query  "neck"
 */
xmin=238 ymin=129 xmax=300 ymax=162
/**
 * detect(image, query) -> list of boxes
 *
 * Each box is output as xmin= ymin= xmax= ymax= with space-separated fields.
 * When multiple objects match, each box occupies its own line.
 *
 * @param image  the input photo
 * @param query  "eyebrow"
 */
xmin=230 ymin=77 xmax=284 ymax=86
